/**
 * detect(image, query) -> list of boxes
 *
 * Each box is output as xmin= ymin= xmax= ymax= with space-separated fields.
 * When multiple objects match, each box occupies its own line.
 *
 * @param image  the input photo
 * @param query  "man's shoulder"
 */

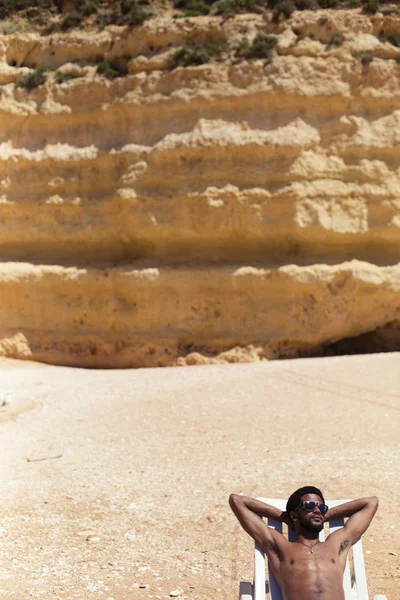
xmin=261 ymin=527 xmax=291 ymax=556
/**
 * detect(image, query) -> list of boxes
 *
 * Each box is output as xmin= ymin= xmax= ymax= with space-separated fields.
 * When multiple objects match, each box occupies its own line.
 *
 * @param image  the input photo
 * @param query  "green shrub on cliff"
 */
xmin=272 ymin=0 xmax=295 ymax=21
xmin=44 ymin=10 xmax=85 ymax=33
xmin=169 ymin=41 xmax=226 ymax=69
xmin=380 ymin=32 xmax=400 ymax=48
xmin=216 ymin=0 xmax=265 ymax=17
xmin=318 ymin=0 xmax=341 ymax=7
xmin=173 ymin=0 xmax=215 ymax=17
xmin=96 ymin=61 xmax=128 ymax=79
xmin=236 ymin=33 xmax=277 ymax=61
xmin=295 ymin=0 xmax=318 ymax=7
xmin=361 ymin=0 xmax=379 ymax=12
xmin=80 ymin=0 xmax=99 ymax=15
xmin=98 ymin=0 xmax=152 ymax=27
xmin=17 ymin=67 xmax=47 ymax=89
xmin=60 ymin=11 xmax=84 ymax=30
xmin=55 ymin=71 xmax=81 ymax=84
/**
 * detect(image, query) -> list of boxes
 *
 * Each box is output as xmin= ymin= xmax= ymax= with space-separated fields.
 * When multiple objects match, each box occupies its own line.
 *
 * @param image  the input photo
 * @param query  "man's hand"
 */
xmin=280 ymin=511 xmax=293 ymax=529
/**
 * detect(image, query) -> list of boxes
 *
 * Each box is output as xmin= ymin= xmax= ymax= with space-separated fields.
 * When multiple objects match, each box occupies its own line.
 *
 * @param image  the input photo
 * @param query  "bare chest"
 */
xmin=272 ymin=543 xmax=346 ymax=600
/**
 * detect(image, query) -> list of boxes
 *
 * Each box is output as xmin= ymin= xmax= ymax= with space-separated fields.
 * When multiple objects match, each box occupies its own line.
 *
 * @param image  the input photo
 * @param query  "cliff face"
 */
xmin=1 ymin=8 xmax=400 ymax=367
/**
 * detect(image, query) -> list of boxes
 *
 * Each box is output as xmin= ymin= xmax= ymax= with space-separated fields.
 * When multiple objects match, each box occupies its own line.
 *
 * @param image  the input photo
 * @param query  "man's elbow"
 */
xmin=229 ymin=493 xmax=242 ymax=510
xmin=365 ymin=496 xmax=379 ymax=517
xmin=229 ymin=493 xmax=238 ymax=507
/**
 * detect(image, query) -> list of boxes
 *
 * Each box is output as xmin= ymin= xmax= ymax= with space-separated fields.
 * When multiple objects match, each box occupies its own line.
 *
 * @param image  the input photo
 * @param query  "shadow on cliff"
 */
xmin=316 ymin=323 xmax=400 ymax=357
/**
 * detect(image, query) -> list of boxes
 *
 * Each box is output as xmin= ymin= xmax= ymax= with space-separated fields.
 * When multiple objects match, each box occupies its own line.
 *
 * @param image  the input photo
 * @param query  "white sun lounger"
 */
xmin=239 ymin=498 xmax=388 ymax=600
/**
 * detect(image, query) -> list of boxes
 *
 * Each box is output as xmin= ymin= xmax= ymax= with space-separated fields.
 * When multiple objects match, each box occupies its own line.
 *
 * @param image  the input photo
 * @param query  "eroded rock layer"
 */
xmin=1 ymin=9 xmax=400 ymax=366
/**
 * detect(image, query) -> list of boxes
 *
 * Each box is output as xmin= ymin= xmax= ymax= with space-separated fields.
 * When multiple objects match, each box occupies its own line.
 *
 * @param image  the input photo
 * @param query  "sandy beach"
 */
xmin=0 ymin=353 xmax=399 ymax=599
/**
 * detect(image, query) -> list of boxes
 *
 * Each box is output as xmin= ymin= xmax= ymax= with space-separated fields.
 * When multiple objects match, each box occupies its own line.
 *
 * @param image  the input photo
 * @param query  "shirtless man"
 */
xmin=229 ymin=486 xmax=379 ymax=600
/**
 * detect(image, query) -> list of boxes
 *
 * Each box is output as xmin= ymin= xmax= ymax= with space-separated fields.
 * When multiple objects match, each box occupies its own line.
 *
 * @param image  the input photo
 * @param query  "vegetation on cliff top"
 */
xmin=2 ymin=0 xmax=400 ymax=83
xmin=0 ymin=0 xmax=153 ymax=32
xmin=0 ymin=0 xmax=398 ymax=34
xmin=174 ymin=0 xmax=389 ymax=19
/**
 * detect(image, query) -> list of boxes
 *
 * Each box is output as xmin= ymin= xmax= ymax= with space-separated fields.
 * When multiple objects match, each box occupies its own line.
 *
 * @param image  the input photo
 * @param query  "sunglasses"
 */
xmin=298 ymin=501 xmax=329 ymax=514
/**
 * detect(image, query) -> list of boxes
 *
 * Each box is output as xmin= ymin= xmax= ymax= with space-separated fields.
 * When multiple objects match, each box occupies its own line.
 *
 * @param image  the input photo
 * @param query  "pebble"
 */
xmin=136 ymin=566 xmax=151 ymax=575
xmin=86 ymin=535 xmax=101 ymax=543
xmin=169 ymin=590 xmax=183 ymax=597
xmin=0 ymin=392 xmax=12 ymax=406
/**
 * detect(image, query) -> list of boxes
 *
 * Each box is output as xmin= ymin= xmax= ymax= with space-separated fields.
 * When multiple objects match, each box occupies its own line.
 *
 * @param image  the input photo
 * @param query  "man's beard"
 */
xmin=300 ymin=516 xmax=324 ymax=533
xmin=308 ymin=521 xmax=324 ymax=533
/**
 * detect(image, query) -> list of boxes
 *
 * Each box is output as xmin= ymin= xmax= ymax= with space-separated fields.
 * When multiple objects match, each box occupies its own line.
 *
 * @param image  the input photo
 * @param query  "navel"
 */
xmin=290 ymin=559 xmax=295 ymax=565
xmin=331 ymin=559 xmax=336 ymax=564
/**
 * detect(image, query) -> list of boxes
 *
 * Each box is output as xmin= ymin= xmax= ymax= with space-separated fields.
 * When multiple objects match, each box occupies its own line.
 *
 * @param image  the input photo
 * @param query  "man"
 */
xmin=229 ymin=486 xmax=378 ymax=600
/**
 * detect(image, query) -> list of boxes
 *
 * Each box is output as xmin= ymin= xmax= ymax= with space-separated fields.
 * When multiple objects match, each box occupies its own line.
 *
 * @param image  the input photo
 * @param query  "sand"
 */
xmin=0 ymin=353 xmax=399 ymax=599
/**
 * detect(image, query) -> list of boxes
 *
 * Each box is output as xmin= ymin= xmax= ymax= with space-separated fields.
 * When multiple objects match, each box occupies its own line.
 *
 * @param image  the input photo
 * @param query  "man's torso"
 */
xmin=265 ymin=534 xmax=350 ymax=600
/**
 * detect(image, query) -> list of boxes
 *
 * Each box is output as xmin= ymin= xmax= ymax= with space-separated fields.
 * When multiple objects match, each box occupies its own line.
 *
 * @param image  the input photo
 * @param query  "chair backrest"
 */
xmin=255 ymin=498 xmax=369 ymax=600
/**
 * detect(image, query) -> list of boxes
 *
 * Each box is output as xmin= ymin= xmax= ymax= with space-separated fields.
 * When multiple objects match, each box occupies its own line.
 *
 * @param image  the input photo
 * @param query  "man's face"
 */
xmin=295 ymin=493 xmax=325 ymax=533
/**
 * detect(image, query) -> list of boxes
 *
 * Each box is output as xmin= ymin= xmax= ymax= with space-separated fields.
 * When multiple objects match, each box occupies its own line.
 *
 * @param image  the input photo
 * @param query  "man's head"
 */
xmin=286 ymin=486 xmax=327 ymax=534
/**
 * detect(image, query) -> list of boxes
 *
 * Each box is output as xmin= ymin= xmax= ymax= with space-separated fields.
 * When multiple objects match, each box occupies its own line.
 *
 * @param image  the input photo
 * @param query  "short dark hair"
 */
xmin=286 ymin=486 xmax=325 ymax=515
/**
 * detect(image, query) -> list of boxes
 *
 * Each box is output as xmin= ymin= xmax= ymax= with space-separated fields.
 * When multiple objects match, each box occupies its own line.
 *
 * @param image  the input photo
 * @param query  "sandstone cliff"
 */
xmin=1 ymin=8 xmax=400 ymax=366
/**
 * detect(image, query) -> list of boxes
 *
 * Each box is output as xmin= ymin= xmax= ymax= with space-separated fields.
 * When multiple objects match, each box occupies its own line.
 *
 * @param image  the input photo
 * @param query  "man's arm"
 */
xmin=229 ymin=494 xmax=287 ymax=551
xmin=326 ymin=496 xmax=379 ymax=545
